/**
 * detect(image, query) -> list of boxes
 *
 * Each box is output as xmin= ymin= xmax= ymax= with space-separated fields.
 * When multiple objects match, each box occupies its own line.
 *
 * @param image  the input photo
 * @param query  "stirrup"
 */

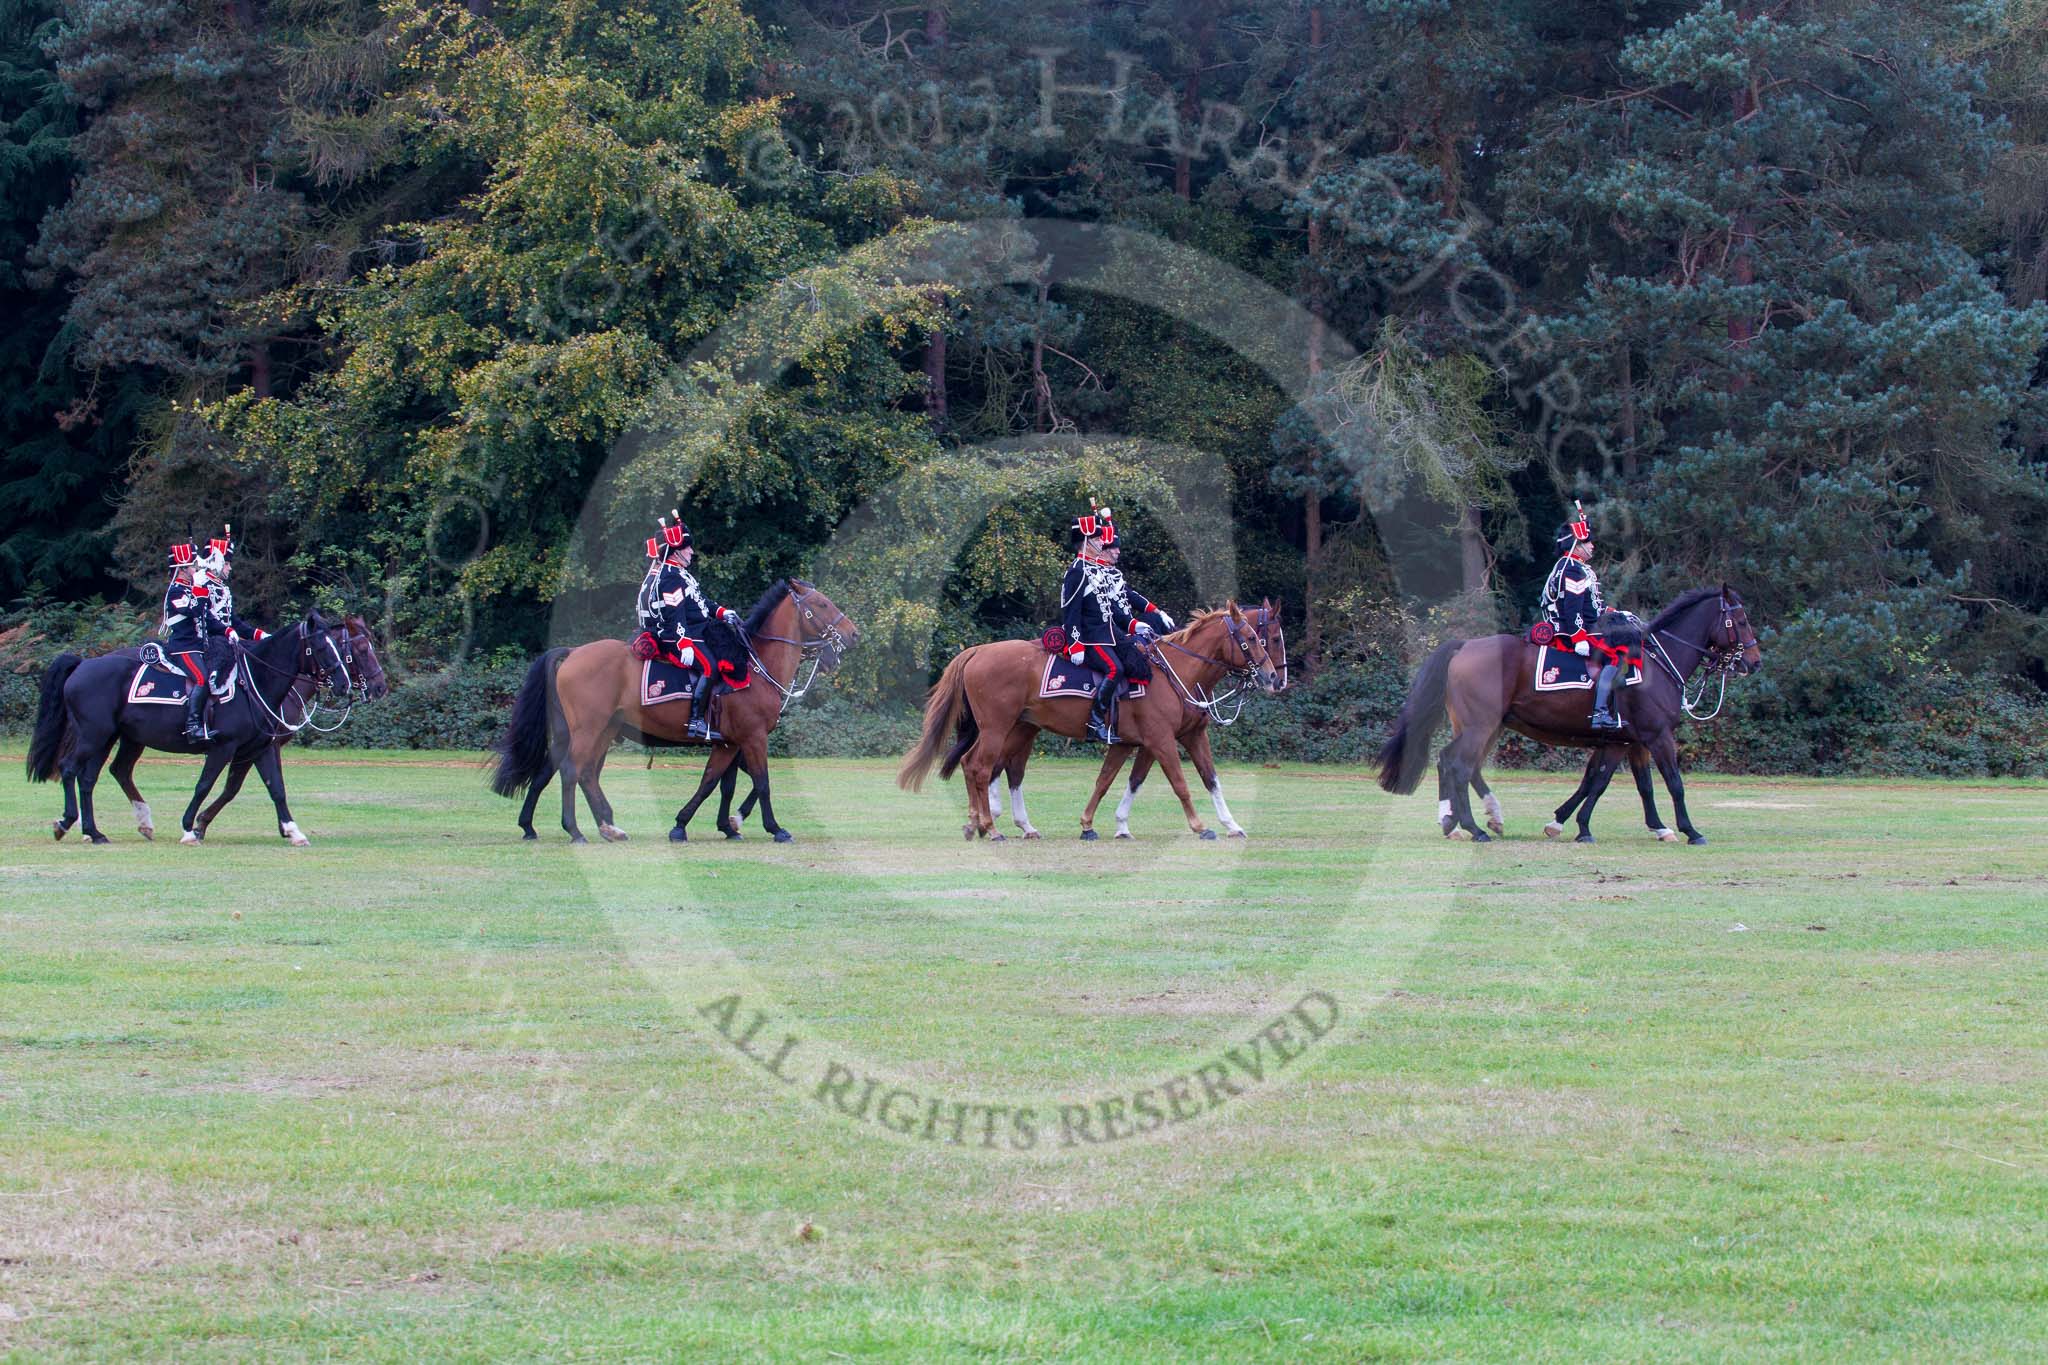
xmin=1589 ymin=711 xmax=1624 ymax=730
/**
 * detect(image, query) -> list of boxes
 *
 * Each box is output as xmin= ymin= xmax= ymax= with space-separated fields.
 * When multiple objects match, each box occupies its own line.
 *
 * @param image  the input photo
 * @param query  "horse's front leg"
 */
xmin=109 ymin=737 xmax=154 ymax=840
xmin=739 ymin=737 xmax=790 ymax=843
xmin=1546 ymin=752 xmax=1604 ymax=839
xmin=1084 ymin=743 xmax=1134 ymax=839
xmin=251 ymin=746 xmax=309 ymax=846
xmin=718 ymin=758 xmax=745 ymax=838
xmin=180 ymin=748 xmax=235 ymax=844
xmin=1141 ymin=725 xmax=1212 ymax=840
xmin=196 ymin=758 xmax=253 ymax=839
xmin=1112 ymin=748 xmax=1155 ymax=839
xmin=672 ymin=745 xmax=740 ymax=842
xmin=1183 ymin=730 xmax=1244 ymax=838
xmin=1573 ymin=748 xmax=1626 ymax=843
xmin=1630 ymin=745 xmax=1678 ymax=841
xmin=1647 ymin=730 xmax=1705 ymax=844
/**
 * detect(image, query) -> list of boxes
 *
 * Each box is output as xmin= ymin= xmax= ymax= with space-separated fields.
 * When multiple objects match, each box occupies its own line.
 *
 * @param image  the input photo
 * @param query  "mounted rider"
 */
xmin=1536 ymin=500 xmax=1640 ymax=731
xmin=161 ymin=526 xmax=265 ymax=741
xmin=1059 ymin=502 xmax=1175 ymax=743
xmin=635 ymin=510 xmax=745 ymax=742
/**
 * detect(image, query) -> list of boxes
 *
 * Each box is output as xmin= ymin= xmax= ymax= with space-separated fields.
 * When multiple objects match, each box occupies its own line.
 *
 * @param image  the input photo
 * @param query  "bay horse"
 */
xmin=1375 ymin=586 xmax=1761 ymax=843
xmin=962 ymin=601 xmax=1287 ymax=840
xmin=26 ymin=612 xmax=378 ymax=845
xmin=898 ymin=603 xmax=1284 ymax=841
xmin=489 ymin=580 xmax=857 ymax=843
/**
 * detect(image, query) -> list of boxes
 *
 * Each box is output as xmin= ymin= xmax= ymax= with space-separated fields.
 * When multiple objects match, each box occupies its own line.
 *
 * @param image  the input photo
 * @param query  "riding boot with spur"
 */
xmin=1590 ymin=662 xmax=1625 ymax=730
xmin=182 ymin=684 xmax=207 ymax=741
xmin=1088 ymin=676 xmax=1117 ymax=744
xmin=686 ymin=672 xmax=721 ymax=743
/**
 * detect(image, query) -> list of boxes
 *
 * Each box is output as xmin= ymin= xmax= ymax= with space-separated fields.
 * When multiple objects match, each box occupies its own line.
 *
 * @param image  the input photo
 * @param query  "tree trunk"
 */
xmin=1617 ymin=346 xmax=1637 ymax=479
xmin=923 ymin=309 xmax=948 ymax=429
xmin=1303 ymin=213 xmax=1326 ymax=671
xmin=1460 ymin=503 xmax=1488 ymax=596
xmin=250 ymin=339 xmax=271 ymax=399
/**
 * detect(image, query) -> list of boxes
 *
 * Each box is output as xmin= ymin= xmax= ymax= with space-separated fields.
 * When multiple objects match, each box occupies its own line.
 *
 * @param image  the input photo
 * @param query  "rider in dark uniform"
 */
xmin=636 ymin=512 xmax=744 ymax=742
xmin=163 ymin=529 xmax=264 ymax=740
xmin=1537 ymin=504 xmax=1638 ymax=731
xmin=1058 ymin=504 xmax=1174 ymax=743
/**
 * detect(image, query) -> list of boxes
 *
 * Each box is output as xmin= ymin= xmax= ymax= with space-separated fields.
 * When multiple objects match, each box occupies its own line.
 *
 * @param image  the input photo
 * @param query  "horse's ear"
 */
xmin=1226 ymin=600 xmax=1241 ymax=619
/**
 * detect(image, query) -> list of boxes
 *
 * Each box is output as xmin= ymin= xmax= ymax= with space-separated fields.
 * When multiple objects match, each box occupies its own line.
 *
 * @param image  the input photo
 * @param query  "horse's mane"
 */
xmin=1172 ymin=606 xmax=1233 ymax=635
xmin=743 ymin=579 xmax=790 ymax=634
xmin=1648 ymin=587 xmax=1722 ymax=631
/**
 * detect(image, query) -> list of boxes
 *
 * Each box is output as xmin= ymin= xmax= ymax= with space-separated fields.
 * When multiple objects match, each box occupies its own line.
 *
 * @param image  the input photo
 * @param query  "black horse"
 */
xmin=27 ymin=613 xmax=377 ymax=845
xmin=1377 ymin=586 xmax=1763 ymax=843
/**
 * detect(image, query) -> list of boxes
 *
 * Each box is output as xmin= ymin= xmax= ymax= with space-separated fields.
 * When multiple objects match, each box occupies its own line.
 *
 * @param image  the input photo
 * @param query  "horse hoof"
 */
xmin=1198 ymin=829 xmax=1218 ymax=841
xmin=1470 ymin=829 xmax=1491 ymax=843
xmin=1687 ymin=833 xmax=1708 ymax=846
xmin=1543 ymin=822 xmax=1565 ymax=839
xmin=599 ymin=824 xmax=629 ymax=843
xmin=88 ymin=833 xmax=111 ymax=846
xmin=1080 ymin=829 xmax=1099 ymax=842
xmin=1022 ymin=830 xmax=1042 ymax=841
xmin=772 ymin=830 xmax=792 ymax=844
xmin=570 ymin=834 xmax=590 ymax=846
xmin=668 ymin=827 xmax=687 ymax=843
xmin=1228 ymin=829 xmax=1248 ymax=839
xmin=180 ymin=830 xmax=200 ymax=846
xmin=963 ymin=823 xmax=976 ymax=842
xmin=1487 ymin=819 xmax=1505 ymax=836
xmin=1575 ymin=833 xmax=1596 ymax=844
xmin=990 ymin=832 xmax=1006 ymax=843
xmin=723 ymin=829 xmax=743 ymax=841
xmin=1654 ymin=828 xmax=1680 ymax=843
xmin=51 ymin=820 xmax=66 ymax=841
xmin=521 ymin=830 xmax=538 ymax=841
xmin=1439 ymin=816 xmax=1456 ymax=837
xmin=1445 ymin=828 xmax=1469 ymax=841
xmin=138 ymin=826 xmax=154 ymax=841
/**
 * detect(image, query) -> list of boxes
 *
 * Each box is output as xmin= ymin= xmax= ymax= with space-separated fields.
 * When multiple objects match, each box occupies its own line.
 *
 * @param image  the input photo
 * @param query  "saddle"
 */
xmin=127 ymin=647 xmax=201 ymax=707
xmin=1039 ymin=650 xmax=1145 ymax=700
xmin=1532 ymin=643 xmax=1644 ymax=692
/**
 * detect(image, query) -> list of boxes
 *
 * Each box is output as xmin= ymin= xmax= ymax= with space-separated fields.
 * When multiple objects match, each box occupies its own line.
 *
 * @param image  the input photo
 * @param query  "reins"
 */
xmin=737 ymin=584 xmax=847 ymax=714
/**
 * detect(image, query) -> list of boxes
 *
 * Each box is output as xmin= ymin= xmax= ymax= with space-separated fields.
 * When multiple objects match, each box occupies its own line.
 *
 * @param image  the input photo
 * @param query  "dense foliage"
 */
xmin=5 ymin=0 xmax=2047 ymax=771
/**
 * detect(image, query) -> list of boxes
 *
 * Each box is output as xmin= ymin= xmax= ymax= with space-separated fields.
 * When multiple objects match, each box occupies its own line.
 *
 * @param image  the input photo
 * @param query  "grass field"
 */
xmin=1 ymin=748 xmax=2044 ymax=1361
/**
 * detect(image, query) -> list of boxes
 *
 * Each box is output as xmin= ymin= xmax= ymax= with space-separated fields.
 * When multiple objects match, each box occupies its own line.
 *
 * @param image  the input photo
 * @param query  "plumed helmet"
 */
xmin=1554 ymin=501 xmax=1591 ymax=555
xmin=167 ymin=541 xmax=196 ymax=570
xmin=1071 ymin=500 xmax=1117 ymax=548
xmin=198 ymin=525 xmax=234 ymax=575
xmin=647 ymin=509 xmax=692 ymax=560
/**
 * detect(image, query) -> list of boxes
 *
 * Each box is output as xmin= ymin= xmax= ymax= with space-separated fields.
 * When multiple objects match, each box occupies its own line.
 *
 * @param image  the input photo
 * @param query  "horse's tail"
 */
xmin=489 ymin=648 xmax=568 ymax=799
xmin=937 ymin=694 xmax=980 ymax=782
xmin=25 ymin=653 xmax=82 ymax=783
xmin=899 ymin=649 xmax=973 ymax=792
xmin=1376 ymin=639 xmax=1460 ymax=795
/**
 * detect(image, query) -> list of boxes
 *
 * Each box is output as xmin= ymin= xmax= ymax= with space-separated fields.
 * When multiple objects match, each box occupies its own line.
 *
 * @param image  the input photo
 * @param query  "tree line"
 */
xmin=3 ymin=0 xmax=2046 ymax=759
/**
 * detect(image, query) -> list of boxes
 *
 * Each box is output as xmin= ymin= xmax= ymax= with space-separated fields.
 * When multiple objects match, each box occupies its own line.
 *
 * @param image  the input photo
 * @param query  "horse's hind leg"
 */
xmin=109 ymin=737 xmax=154 ymax=840
xmin=1470 ymin=771 xmax=1504 ymax=837
xmin=1547 ymin=756 xmax=1602 ymax=838
xmin=1436 ymin=726 xmax=1495 ymax=842
xmin=179 ymin=749 xmax=234 ymax=845
xmin=719 ymin=763 xmax=744 ymax=838
xmin=66 ymin=727 xmax=117 ymax=845
xmin=671 ymin=744 xmax=740 ymax=842
xmin=739 ymin=737 xmax=790 ymax=843
xmin=576 ymin=731 xmax=626 ymax=842
xmin=517 ymin=764 xmax=552 ymax=839
xmin=1084 ymin=744 xmax=1135 ymax=839
xmin=1573 ymin=749 xmax=1626 ymax=843
xmin=1113 ymin=748 xmax=1155 ymax=839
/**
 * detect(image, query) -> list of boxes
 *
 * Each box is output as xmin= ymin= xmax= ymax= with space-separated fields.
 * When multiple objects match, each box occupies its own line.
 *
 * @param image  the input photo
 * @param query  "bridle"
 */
xmin=236 ymin=620 xmax=363 ymax=737
xmin=1646 ymin=592 xmax=1756 ymax=721
xmin=1145 ymin=607 xmax=1284 ymax=725
xmin=739 ymin=583 xmax=853 ymax=712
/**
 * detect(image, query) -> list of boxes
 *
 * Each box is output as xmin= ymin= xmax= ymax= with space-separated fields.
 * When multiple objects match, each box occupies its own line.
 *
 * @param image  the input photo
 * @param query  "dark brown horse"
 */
xmin=1376 ymin=586 xmax=1761 ymax=844
xmin=490 ymin=580 xmax=857 ymax=843
xmin=966 ymin=602 xmax=1288 ymax=840
xmin=898 ymin=604 xmax=1284 ymax=841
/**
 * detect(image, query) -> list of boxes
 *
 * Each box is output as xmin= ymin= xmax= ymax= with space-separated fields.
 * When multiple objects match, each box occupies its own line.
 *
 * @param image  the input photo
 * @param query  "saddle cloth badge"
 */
xmin=1532 ymin=644 xmax=1644 ymax=692
xmin=640 ymin=657 xmax=699 ymax=707
xmin=1039 ymin=651 xmax=1145 ymax=700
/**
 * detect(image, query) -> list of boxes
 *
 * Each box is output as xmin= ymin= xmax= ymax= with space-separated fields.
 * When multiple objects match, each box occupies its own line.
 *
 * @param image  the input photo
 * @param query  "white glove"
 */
xmin=678 ymin=645 xmax=696 ymax=668
xmin=1067 ymin=644 xmax=1085 ymax=662
xmin=718 ymin=607 xmax=738 ymax=624
xmin=1158 ymin=612 xmax=1174 ymax=630
xmin=1133 ymin=623 xmax=1156 ymax=642
xmin=1573 ymin=640 xmax=1591 ymax=658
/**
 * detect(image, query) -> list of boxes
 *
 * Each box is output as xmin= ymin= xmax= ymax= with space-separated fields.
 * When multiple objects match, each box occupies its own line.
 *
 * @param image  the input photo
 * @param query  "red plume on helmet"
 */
xmin=648 ymin=509 xmax=692 ymax=559
xmin=168 ymin=541 xmax=196 ymax=568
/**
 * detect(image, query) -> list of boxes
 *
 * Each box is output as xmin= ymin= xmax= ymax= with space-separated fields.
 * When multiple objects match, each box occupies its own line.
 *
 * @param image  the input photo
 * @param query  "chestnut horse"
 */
xmin=966 ymin=601 xmax=1288 ymax=840
xmin=898 ymin=604 xmax=1284 ymax=841
xmin=490 ymin=580 xmax=857 ymax=844
xmin=1375 ymin=586 xmax=1761 ymax=844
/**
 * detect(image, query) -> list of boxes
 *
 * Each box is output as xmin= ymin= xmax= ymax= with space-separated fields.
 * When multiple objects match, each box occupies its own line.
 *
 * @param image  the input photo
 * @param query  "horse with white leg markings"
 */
xmin=1377 ymin=586 xmax=1761 ymax=844
xmin=899 ymin=603 xmax=1285 ymax=842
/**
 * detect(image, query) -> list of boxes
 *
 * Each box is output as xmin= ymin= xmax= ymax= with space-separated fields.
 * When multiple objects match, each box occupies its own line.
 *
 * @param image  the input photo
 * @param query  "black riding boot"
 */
xmin=1590 ymin=663 xmax=1625 ymax=730
xmin=182 ymin=683 xmax=207 ymax=741
xmin=686 ymin=672 xmax=721 ymax=742
xmin=1087 ymin=676 xmax=1117 ymax=743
